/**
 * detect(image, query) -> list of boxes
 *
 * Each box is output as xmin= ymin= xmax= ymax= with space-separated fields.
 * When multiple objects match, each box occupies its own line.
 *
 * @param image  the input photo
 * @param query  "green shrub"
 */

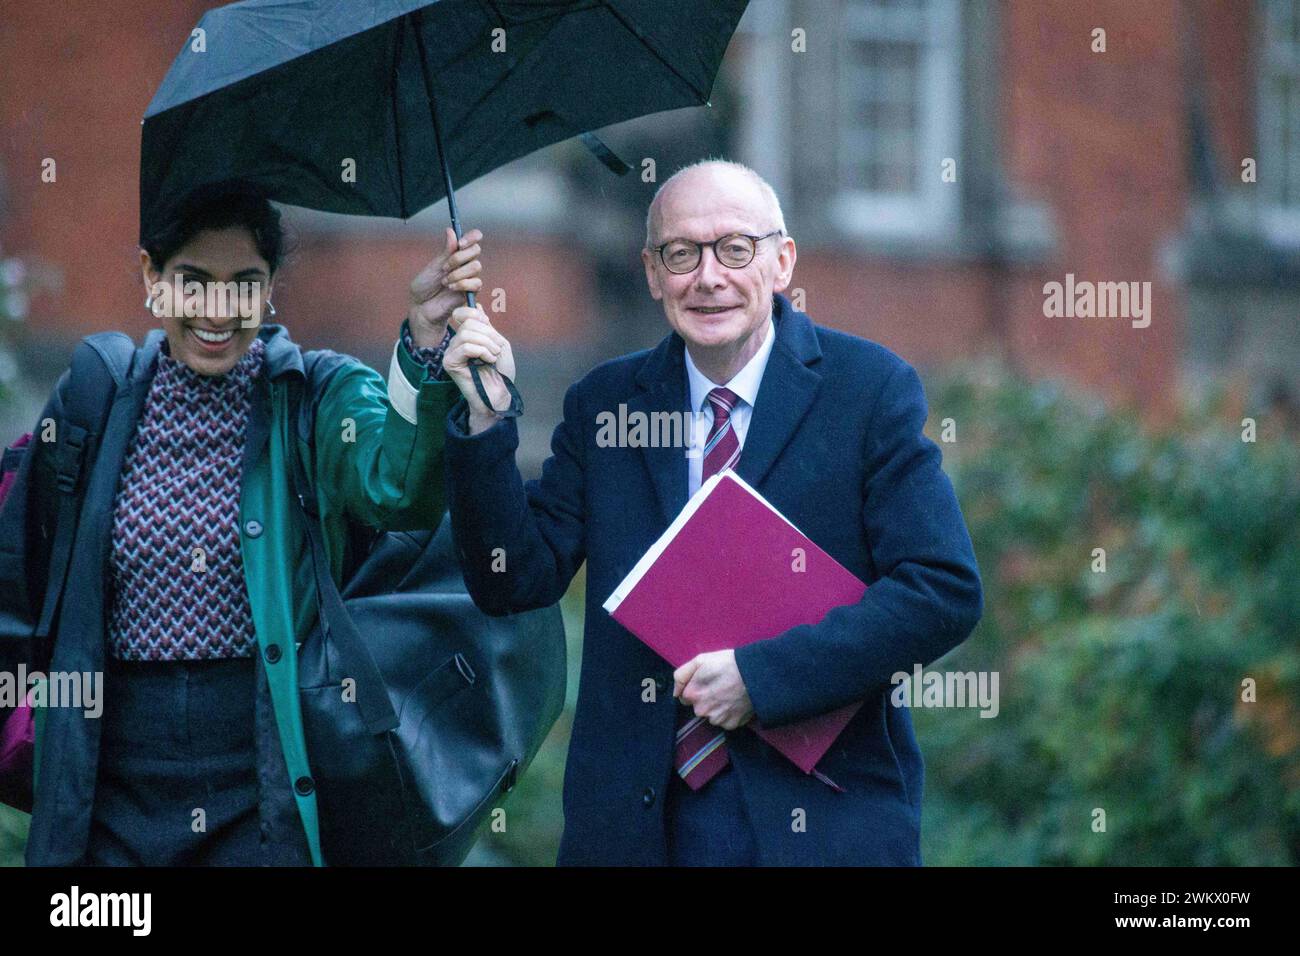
xmin=917 ymin=361 xmax=1300 ymax=865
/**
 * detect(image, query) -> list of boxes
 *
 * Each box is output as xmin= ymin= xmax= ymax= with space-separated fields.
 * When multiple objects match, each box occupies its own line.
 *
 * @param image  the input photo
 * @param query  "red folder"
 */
xmin=603 ymin=469 xmax=866 ymax=776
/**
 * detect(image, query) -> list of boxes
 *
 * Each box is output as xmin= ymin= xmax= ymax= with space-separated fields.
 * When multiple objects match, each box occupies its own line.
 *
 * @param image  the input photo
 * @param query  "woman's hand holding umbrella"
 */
xmin=407 ymin=226 xmax=483 ymax=348
xmin=442 ymin=304 xmax=515 ymax=436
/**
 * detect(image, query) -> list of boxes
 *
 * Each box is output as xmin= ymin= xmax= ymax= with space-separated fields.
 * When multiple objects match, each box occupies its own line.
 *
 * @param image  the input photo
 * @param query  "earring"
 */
xmin=266 ymin=300 xmax=277 ymax=317
xmin=145 ymin=294 xmax=154 ymax=312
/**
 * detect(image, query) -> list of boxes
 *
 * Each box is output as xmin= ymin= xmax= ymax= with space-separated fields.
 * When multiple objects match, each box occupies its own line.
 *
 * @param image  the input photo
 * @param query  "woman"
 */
xmin=0 ymin=182 xmax=489 ymax=865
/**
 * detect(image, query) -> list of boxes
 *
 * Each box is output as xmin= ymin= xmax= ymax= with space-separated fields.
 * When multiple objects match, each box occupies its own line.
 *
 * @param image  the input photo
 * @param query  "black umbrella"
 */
xmin=141 ymin=0 xmax=749 ymax=251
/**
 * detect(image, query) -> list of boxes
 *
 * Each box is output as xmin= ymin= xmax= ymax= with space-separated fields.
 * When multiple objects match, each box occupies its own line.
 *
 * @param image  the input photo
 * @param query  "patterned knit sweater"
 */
xmin=107 ymin=324 xmax=450 ymax=661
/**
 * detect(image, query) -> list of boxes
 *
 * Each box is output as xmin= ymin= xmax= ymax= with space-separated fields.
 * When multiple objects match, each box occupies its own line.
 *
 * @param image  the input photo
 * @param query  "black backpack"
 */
xmin=13 ymin=333 xmax=136 ymax=659
xmin=0 ymin=332 xmax=135 ymax=812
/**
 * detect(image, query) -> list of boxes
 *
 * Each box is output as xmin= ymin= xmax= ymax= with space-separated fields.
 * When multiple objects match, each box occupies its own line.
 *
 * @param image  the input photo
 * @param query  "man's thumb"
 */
xmin=673 ymin=658 xmax=701 ymax=696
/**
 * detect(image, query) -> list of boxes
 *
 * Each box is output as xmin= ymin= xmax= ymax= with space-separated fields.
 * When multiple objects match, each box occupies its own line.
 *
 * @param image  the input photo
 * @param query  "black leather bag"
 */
xmin=288 ymin=373 xmax=566 ymax=866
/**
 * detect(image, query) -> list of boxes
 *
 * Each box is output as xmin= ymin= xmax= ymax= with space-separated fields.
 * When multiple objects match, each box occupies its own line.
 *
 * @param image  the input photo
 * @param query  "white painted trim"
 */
xmin=737 ymin=0 xmax=791 ymax=203
xmin=1258 ymin=1 xmax=1300 ymax=217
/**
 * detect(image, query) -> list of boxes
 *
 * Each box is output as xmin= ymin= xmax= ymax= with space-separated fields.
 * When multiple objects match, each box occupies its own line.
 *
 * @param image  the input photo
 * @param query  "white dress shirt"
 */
xmin=684 ymin=315 xmax=777 ymax=497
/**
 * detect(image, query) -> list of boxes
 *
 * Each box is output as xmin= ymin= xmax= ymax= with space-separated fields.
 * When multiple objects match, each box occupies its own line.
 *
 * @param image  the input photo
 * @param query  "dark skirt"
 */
xmin=85 ymin=656 xmax=264 ymax=866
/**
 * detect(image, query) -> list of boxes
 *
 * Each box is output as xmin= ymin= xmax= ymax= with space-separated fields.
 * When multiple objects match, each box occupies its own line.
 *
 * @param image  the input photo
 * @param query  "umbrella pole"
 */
xmin=411 ymin=11 xmax=522 ymax=418
xmin=412 ymin=12 xmax=475 ymax=311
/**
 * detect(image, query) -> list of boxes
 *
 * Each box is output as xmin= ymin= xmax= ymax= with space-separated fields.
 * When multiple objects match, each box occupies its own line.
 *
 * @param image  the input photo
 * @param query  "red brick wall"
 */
xmin=1198 ymin=0 xmax=1257 ymax=171
xmin=0 ymin=0 xmax=588 ymax=354
xmin=1001 ymin=0 xmax=1187 ymax=414
xmin=275 ymin=234 xmax=591 ymax=351
xmin=786 ymin=255 xmax=996 ymax=366
xmin=752 ymin=0 xmax=1229 ymax=417
xmin=0 ymin=1 xmax=210 ymax=332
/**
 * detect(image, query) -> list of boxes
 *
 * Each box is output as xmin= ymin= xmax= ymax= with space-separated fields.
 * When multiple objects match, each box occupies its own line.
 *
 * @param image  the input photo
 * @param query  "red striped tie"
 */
xmin=674 ymin=386 xmax=740 ymax=790
xmin=701 ymin=385 xmax=741 ymax=479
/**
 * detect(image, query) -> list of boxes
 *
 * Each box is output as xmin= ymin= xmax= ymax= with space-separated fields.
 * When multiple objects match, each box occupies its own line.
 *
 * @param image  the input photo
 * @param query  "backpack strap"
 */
xmin=33 ymin=332 xmax=135 ymax=640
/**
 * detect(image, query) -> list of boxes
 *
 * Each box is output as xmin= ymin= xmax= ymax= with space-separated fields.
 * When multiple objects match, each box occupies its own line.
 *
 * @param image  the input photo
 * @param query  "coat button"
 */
xmin=642 ymin=787 xmax=656 ymax=807
xmin=264 ymin=643 xmax=282 ymax=664
xmin=244 ymin=519 xmax=263 ymax=538
xmin=294 ymin=775 xmax=315 ymax=796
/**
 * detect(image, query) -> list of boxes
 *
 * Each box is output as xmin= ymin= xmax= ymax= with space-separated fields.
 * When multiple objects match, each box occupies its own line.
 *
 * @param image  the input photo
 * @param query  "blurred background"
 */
xmin=1 ymin=0 xmax=1297 ymax=865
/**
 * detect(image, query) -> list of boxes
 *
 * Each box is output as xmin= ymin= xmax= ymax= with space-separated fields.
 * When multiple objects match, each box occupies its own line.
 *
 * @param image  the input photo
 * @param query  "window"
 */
xmin=834 ymin=0 xmax=961 ymax=238
xmin=1260 ymin=0 xmax=1300 ymax=237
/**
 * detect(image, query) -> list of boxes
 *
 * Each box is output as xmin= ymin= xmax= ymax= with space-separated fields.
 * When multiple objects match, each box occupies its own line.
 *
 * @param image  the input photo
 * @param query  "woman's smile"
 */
xmin=188 ymin=325 xmax=238 ymax=350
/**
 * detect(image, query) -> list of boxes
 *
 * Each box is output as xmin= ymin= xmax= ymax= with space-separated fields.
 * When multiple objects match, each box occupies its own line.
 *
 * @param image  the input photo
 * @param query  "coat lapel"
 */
xmin=734 ymin=295 xmax=824 ymax=490
xmin=628 ymin=333 xmax=690 ymax=528
xmin=628 ymin=294 xmax=824 ymax=525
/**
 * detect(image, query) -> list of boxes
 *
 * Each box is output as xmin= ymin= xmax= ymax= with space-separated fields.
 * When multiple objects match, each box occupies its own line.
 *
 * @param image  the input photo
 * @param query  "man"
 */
xmin=438 ymin=160 xmax=983 ymax=865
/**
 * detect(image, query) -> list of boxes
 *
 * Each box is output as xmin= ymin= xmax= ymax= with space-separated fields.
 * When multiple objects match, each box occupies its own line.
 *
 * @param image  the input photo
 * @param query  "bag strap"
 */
xmin=288 ymin=373 xmax=400 ymax=736
xmin=34 ymin=332 xmax=135 ymax=640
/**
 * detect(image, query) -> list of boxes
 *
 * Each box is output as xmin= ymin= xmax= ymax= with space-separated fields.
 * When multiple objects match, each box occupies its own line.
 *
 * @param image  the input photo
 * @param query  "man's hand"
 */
xmin=408 ymin=226 xmax=483 ymax=348
xmin=442 ymin=304 xmax=516 ymax=434
xmin=674 ymin=649 xmax=754 ymax=730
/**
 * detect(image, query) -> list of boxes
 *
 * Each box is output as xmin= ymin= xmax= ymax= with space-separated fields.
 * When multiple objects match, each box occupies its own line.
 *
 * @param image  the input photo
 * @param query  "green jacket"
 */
xmin=239 ymin=322 xmax=458 ymax=865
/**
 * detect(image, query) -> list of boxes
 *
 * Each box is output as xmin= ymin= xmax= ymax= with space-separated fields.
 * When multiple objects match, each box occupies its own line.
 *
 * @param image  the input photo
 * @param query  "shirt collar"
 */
xmin=154 ymin=334 xmax=266 ymax=394
xmin=684 ymin=313 xmax=777 ymax=413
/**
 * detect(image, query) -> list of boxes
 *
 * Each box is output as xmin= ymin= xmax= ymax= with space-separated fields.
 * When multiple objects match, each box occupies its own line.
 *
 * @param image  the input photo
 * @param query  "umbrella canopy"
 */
xmin=140 ymin=0 xmax=749 ymax=241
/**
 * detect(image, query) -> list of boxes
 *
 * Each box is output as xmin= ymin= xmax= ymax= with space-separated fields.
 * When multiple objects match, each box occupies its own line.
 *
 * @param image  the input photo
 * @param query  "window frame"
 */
xmin=1258 ymin=0 xmax=1300 ymax=242
xmin=830 ymin=0 xmax=963 ymax=240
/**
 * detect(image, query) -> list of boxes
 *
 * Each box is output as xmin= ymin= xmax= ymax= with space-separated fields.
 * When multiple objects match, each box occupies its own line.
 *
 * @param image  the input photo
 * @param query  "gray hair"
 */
xmin=644 ymin=159 xmax=786 ymax=248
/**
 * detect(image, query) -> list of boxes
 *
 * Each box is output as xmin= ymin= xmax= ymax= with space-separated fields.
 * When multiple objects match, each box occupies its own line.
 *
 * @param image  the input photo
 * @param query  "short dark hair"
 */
xmin=141 ymin=181 xmax=289 ymax=274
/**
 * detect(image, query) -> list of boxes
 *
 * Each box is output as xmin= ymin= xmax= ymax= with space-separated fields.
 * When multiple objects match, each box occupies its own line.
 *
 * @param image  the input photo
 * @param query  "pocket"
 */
xmin=879 ymin=691 xmax=911 ymax=806
xmin=404 ymin=652 xmax=476 ymax=716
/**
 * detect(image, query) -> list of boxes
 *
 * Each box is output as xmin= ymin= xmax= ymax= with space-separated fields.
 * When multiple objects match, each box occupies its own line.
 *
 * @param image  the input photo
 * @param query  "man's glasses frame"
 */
xmin=652 ymin=230 xmax=784 ymax=275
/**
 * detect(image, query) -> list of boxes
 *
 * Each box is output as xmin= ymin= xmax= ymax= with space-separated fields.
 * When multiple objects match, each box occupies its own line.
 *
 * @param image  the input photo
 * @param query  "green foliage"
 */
xmin=470 ymin=570 xmax=583 ymax=866
xmin=0 ymin=806 xmax=26 ymax=866
xmin=917 ymin=361 xmax=1300 ymax=865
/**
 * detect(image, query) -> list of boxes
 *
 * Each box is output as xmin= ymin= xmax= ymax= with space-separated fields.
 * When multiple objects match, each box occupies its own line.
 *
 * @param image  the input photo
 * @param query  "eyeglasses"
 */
xmin=652 ymin=231 xmax=784 ymax=275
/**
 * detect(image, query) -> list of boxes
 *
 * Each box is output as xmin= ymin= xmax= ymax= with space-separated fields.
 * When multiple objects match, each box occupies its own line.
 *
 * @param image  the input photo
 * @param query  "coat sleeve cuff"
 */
xmin=389 ymin=329 xmax=459 ymax=426
xmin=445 ymin=394 xmax=516 ymax=449
xmin=398 ymin=318 xmax=453 ymax=382
xmin=734 ymin=639 xmax=791 ymax=727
